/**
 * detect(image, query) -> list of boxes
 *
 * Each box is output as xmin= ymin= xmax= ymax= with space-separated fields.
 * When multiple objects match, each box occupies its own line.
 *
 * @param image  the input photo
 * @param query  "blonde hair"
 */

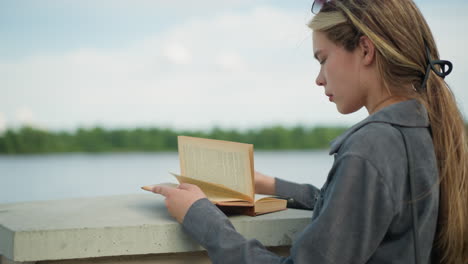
xmin=309 ymin=1 xmax=467 ymax=263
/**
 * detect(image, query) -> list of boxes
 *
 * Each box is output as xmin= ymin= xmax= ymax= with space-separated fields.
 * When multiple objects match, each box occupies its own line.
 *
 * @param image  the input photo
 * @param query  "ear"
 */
xmin=358 ymin=35 xmax=375 ymax=66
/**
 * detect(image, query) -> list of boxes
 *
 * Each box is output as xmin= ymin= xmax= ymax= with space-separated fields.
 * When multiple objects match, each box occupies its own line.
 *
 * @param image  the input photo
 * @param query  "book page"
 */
xmin=254 ymin=194 xmax=278 ymax=202
xmin=172 ymin=174 xmax=252 ymax=203
xmin=178 ymin=136 xmax=254 ymax=199
xmin=216 ymin=194 xmax=287 ymax=215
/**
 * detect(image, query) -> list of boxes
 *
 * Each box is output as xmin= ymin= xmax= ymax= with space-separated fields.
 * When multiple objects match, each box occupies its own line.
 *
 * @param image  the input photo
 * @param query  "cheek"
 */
xmin=334 ymin=60 xmax=356 ymax=83
xmin=325 ymin=64 xmax=351 ymax=89
xmin=332 ymin=52 xmax=359 ymax=80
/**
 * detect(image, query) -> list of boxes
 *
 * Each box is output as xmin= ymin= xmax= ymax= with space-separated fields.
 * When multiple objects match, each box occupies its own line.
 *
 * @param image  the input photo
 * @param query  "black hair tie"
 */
xmin=420 ymin=46 xmax=453 ymax=90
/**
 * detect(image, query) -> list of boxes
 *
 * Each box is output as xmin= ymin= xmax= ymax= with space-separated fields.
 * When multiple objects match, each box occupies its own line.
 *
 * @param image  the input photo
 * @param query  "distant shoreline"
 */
xmin=0 ymin=125 xmax=348 ymax=154
xmin=1 ymin=124 xmax=466 ymax=154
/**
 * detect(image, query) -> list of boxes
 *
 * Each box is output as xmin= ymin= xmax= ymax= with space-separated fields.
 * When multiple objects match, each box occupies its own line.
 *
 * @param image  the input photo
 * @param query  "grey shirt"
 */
xmin=182 ymin=100 xmax=439 ymax=264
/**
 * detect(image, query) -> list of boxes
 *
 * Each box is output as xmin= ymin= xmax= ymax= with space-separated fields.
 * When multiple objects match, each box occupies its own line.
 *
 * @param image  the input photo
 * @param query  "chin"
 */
xmin=336 ymin=104 xmax=363 ymax=115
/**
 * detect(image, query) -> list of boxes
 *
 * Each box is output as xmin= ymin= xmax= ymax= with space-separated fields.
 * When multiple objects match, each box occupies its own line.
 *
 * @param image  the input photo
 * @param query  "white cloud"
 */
xmin=163 ymin=43 xmax=192 ymax=65
xmin=215 ymin=52 xmax=248 ymax=71
xmin=15 ymin=106 xmax=35 ymax=127
xmin=0 ymin=6 xmax=319 ymax=130
xmin=0 ymin=4 xmax=467 ymax=131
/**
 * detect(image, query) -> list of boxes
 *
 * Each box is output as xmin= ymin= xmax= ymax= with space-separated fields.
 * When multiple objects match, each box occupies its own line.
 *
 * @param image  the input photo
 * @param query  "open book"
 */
xmin=143 ymin=136 xmax=287 ymax=216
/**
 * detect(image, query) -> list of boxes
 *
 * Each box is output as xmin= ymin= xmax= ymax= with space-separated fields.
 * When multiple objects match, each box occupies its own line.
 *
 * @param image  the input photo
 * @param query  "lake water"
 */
xmin=0 ymin=150 xmax=333 ymax=204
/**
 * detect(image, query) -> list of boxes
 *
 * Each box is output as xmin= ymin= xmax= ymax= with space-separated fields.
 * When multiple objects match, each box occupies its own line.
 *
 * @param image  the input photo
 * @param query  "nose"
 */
xmin=315 ymin=70 xmax=325 ymax=87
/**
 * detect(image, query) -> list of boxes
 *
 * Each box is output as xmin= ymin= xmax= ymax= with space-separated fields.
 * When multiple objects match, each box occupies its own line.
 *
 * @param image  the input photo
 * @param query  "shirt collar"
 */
xmin=329 ymin=99 xmax=430 ymax=155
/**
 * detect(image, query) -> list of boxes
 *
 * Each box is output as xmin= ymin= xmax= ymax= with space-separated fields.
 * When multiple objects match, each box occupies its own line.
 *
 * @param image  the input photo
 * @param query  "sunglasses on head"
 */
xmin=311 ymin=0 xmax=332 ymax=14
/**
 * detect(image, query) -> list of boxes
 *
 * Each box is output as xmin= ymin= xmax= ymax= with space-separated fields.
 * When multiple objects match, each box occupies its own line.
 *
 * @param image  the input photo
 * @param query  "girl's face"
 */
xmin=312 ymin=31 xmax=368 ymax=114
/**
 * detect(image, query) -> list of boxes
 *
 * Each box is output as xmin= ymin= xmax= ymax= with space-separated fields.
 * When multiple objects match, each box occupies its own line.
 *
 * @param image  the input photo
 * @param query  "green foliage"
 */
xmin=3 ymin=123 xmax=464 ymax=154
xmin=0 ymin=125 xmax=349 ymax=154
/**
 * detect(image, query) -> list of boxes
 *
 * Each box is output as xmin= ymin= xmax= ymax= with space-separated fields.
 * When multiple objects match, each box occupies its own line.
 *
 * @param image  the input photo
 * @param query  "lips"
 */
xmin=325 ymin=93 xmax=333 ymax=102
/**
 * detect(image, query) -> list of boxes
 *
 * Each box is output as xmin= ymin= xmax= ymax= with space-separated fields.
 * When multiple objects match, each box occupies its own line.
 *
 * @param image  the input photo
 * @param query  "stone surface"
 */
xmin=0 ymin=194 xmax=311 ymax=262
xmin=35 ymin=246 xmax=289 ymax=264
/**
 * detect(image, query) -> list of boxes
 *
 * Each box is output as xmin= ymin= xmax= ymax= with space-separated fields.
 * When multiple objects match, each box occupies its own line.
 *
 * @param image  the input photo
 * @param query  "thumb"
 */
xmin=152 ymin=185 xmax=177 ymax=197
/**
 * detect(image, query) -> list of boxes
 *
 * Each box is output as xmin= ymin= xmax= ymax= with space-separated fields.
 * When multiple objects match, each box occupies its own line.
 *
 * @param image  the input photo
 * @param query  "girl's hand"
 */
xmin=148 ymin=183 xmax=207 ymax=223
xmin=254 ymin=171 xmax=276 ymax=195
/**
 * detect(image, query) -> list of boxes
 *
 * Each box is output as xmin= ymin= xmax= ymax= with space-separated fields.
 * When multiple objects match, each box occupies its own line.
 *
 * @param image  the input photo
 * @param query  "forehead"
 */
xmin=312 ymin=30 xmax=343 ymax=56
xmin=312 ymin=31 xmax=330 ymax=50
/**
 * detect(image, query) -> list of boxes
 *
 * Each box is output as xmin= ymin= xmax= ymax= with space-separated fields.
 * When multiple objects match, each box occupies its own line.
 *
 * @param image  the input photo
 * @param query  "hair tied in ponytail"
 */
xmin=421 ymin=45 xmax=453 ymax=90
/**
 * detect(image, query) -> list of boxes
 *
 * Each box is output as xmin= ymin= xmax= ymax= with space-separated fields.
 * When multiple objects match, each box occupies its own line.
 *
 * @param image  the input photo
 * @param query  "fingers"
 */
xmin=144 ymin=183 xmax=202 ymax=199
xmin=177 ymin=183 xmax=199 ymax=191
xmin=141 ymin=185 xmax=154 ymax=192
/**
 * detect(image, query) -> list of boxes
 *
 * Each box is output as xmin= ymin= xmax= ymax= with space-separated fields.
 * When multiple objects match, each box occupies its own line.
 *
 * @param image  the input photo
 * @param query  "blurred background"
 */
xmin=1 ymin=0 xmax=467 ymax=203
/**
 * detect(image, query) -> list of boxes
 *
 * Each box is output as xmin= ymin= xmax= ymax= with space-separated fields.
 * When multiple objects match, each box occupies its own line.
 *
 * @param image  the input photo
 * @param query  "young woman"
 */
xmin=148 ymin=0 xmax=467 ymax=263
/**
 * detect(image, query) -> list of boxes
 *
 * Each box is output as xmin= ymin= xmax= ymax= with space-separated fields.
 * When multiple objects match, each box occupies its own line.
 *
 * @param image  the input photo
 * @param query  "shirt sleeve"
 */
xmin=182 ymin=154 xmax=395 ymax=264
xmin=182 ymin=198 xmax=287 ymax=264
xmin=275 ymin=178 xmax=320 ymax=210
xmin=289 ymin=154 xmax=395 ymax=263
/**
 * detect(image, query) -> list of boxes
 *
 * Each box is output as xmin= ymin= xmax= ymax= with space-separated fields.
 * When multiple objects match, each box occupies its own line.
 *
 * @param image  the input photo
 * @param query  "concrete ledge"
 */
xmin=0 ymin=194 xmax=311 ymax=262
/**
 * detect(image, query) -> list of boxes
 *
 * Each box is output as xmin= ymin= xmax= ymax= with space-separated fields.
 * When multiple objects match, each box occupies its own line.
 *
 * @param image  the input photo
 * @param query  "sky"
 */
xmin=1 ymin=0 xmax=467 ymax=132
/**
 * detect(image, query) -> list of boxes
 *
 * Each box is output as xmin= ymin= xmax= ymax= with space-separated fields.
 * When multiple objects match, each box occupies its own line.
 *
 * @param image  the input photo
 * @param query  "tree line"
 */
xmin=1 ymin=124 xmax=466 ymax=154
xmin=0 ymin=125 xmax=350 ymax=154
